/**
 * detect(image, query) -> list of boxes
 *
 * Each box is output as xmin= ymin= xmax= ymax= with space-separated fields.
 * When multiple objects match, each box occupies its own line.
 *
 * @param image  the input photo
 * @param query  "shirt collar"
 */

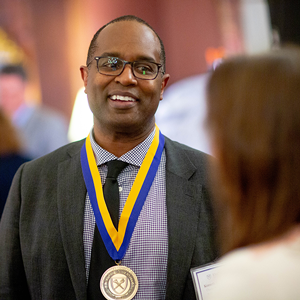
xmin=89 ymin=128 xmax=155 ymax=167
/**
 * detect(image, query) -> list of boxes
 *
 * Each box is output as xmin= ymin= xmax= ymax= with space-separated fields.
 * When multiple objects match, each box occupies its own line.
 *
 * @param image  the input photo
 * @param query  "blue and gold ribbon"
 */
xmin=80 ymin=125 xmax=165 ymax=260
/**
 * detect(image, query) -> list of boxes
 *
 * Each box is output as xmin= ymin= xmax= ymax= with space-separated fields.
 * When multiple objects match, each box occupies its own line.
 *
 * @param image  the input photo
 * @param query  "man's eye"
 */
xmin=135 ymin=63 xmax=155 ymax=74
xmin=102 ymin=62 xmax=118 ymax=69
xmin=99 ymin=58 xmax=122 ymax=70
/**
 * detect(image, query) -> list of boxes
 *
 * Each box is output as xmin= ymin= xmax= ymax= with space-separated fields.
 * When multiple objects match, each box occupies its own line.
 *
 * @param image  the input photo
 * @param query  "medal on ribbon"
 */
xmin=80 ymin=125 xmax=164 ymax=299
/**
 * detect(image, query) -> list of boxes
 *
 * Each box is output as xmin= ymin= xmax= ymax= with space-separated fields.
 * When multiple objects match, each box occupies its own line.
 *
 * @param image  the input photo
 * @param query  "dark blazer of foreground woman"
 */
xmin=0 ymin=136 xmax=218 ymax=300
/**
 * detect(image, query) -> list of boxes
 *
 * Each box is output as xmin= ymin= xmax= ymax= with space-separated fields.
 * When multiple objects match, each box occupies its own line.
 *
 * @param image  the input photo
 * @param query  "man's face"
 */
xmin=80 ymin=21 xmax=169 ymax=136
xmin=0 ymin=74 xmax=26 ymax=116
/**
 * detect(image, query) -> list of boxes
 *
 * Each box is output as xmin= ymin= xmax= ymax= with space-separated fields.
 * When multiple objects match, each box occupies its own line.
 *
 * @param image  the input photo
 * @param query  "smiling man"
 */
xmin=0 ymin=15 xmax=218 ymax=300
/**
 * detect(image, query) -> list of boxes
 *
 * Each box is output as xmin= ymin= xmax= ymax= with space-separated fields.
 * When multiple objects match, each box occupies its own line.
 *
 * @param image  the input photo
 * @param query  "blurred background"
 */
xmin=0 ymin=0 xmax=299 ymax=143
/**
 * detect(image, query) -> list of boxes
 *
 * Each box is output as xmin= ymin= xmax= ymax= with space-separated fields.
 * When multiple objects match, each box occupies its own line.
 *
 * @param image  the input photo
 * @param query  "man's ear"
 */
xmin=80 ymin=66 xmax=88 ymax=92
xmin=159 ymin=74 xmax=170 ymax=101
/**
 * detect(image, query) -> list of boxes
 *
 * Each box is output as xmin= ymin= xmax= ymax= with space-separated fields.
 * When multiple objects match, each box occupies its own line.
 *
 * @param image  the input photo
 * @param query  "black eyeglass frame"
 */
xmin=87 ymin=56 xmax=164 ymax=80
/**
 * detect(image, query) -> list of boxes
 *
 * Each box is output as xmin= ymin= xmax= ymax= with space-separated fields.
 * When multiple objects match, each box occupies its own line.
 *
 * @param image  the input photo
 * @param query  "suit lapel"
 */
xmin=164 ymin=138 xmax=203 ymax=299
xmin=57 ymin=141 xmax=88 ymax=300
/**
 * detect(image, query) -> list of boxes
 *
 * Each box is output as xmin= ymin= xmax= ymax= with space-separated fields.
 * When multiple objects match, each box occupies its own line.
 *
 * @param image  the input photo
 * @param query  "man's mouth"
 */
xmin=110 ymin=95 xmax=136 ymax=102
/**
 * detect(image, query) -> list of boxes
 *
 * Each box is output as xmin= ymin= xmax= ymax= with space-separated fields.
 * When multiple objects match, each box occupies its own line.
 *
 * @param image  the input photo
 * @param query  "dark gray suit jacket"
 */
xmin=0 ymin=136 xmax=218 ymax=300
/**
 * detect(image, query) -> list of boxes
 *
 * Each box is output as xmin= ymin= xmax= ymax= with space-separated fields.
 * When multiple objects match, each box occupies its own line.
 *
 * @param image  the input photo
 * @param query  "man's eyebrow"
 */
xmin=135 ymin=56 xmax=157 ymax=63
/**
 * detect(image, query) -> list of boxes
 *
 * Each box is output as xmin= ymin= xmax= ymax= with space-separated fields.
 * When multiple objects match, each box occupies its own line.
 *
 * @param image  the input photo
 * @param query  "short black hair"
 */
xmin=0 ymin=64 xmax=27 ymax=81
xmin=86 ymin=15 xmax=166 ymax=74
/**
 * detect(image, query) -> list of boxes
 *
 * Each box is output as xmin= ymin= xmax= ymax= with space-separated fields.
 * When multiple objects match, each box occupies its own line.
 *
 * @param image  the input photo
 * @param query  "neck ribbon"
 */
xmin=80 ymin=125 xmax=165 ymax=260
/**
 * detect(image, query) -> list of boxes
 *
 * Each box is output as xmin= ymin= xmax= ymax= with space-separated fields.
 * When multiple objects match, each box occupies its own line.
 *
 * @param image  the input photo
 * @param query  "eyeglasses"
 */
xmin=87 ymin=56 xmax=164 ymax=80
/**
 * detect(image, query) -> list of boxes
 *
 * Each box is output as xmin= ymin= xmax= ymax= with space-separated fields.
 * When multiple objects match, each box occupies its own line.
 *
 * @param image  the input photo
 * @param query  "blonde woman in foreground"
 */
xmin=206 ymin=46 xmax=300 ymax=300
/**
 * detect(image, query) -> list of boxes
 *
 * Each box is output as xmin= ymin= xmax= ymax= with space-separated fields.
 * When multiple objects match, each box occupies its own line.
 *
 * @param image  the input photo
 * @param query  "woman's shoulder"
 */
xmin=209 ymin=233 xmax=300 ymax=300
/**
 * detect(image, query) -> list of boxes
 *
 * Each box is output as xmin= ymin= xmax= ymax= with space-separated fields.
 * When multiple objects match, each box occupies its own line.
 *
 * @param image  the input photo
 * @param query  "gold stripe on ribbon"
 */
xmin=85 ymin=124 xmax=160 ymax=251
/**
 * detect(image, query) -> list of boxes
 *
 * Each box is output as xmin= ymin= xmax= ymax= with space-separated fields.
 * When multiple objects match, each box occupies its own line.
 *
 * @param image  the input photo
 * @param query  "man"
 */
xmin=0 ymin=65 xmax=69 ymax=159
xmin=0 ymin=15 xmax=217 ymax=300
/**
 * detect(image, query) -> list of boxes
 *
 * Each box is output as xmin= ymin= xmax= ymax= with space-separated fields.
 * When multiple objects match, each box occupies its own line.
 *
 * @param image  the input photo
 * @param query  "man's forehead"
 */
xmin=95 ymin=21 xmax=160 ymax=57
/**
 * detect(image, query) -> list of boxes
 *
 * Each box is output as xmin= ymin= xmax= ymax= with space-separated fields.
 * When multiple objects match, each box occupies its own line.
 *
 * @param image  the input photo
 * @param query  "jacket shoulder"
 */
xmin=23 ymin=139 xmax=85 ymax=169
xmin=164 ymin=136 xmax=211 ymax=165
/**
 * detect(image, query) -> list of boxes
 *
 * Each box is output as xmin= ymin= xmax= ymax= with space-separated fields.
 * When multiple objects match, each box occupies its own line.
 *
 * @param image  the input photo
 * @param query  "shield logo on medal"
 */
xmin=109 ymin=274 xmax=130 ymax=295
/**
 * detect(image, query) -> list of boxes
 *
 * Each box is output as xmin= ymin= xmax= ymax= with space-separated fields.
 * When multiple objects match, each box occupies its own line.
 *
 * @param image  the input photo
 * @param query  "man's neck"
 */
xmin=92 ymin=124 xmax=155 ymax=157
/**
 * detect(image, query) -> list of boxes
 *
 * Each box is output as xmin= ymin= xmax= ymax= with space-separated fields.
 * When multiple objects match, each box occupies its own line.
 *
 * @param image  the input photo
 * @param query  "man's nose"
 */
xmin=115 ymin=63 xmax=138 ymax=85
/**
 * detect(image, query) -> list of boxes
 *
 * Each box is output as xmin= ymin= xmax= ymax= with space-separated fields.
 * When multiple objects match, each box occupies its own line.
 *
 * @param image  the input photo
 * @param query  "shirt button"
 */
xmin=119 ymin=186 xmax=123 ymax=192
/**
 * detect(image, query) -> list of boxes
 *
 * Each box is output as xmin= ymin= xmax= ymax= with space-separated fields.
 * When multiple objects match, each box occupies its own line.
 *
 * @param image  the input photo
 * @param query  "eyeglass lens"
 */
xmin=97 ymin=57 xmax=159 ymax=79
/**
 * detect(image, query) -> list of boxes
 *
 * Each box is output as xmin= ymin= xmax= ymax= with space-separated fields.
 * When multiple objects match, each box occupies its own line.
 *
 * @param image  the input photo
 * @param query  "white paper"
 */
xmin=191 ymin=262 xmax=219 ymax=300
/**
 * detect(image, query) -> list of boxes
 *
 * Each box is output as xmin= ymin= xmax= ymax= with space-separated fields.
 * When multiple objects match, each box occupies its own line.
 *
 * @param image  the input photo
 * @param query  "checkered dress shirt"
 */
xmin=83 ymin=128 xmax=168 ymax=299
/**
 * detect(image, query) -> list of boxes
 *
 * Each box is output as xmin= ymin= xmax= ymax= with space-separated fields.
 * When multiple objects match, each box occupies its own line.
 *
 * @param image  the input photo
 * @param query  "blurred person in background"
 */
xmin=0 ymin=64 xmax=69 ymax=159
xmin=155 ymin=72 xmax=212 ymax=154
xmin=0 ymin=108 xmax=30 ymax=219
xmin=205 ymin=46 xmax=300 ymax=300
